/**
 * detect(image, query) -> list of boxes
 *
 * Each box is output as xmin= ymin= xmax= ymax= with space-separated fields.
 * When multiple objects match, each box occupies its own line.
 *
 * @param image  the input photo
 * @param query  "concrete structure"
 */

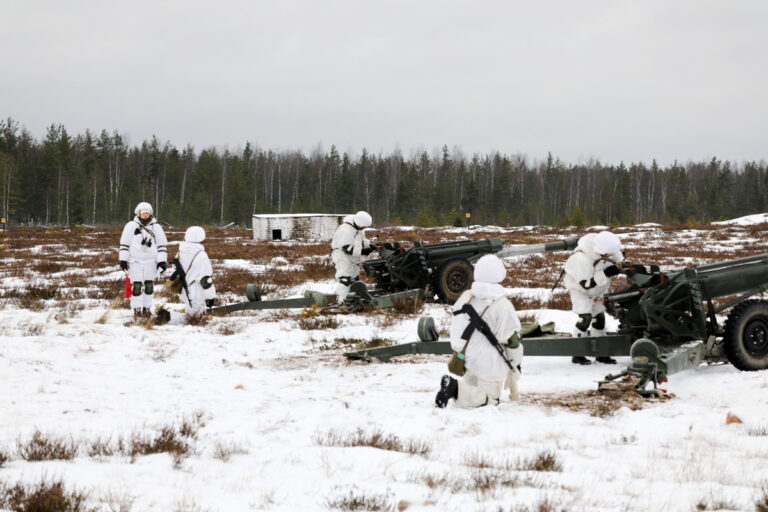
xmin=252 ymin=214 xmax=345 ymax=241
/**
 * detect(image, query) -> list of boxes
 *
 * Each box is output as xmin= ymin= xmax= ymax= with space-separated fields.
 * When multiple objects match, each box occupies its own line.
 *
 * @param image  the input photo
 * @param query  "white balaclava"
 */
xmin=470 ymin=254 xmax=508 ymax=299
xmin=593 ymin=231 xmax=621 ymax=255
xmin=474 ymin=255 xmax=506 ymax=283
xmin=134 ymin=202 xmax=153 ymax=216
xmin=354 ymin=211 xmax=372 ymax=228
xmin=185 ymin=226 xmax=206 ymax=243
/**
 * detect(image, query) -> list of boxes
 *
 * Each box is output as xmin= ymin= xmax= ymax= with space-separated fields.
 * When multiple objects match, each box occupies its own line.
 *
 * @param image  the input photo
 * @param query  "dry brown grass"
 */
xmin=0 ymin=478 xmax=95 ymax=512
xmin=17 ymin=430 xmax=78 ymax=461
xmin=3 ymin=224 xmax=767 ymax=323
xmin=311 ymin=336 xmax=393 ymax=351
xmin=313 ymin=427 xmax=431 ymax=456
xmin=520 ymin=376 xmax=673 ymax=416
xmin=323 ymin=487 xmax=393 ymax=512
xmin=756 ymin=485 xmax=768 ymax=512
xmin=299 ymin=259 xmax=335 ymax=280
xmin=297 ymin=315 xmax=340 ymax=330
xmin=211 ymin=441 xmax=249 ymax=462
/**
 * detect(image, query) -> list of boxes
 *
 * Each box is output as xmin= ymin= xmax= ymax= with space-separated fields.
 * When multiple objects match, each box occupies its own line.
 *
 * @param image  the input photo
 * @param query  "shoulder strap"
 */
xmin=183 ymin=249 xmax=204 ymax=275
xmin=135 ymin=221 xmax=157 ymax=241
xmin=453 ymin=302 xmax=514 ymax=370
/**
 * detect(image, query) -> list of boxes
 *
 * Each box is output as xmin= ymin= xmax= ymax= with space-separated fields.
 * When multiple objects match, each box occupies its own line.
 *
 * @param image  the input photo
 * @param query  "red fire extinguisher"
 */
xmin=124 ymin=274 xmax=132 ymax=298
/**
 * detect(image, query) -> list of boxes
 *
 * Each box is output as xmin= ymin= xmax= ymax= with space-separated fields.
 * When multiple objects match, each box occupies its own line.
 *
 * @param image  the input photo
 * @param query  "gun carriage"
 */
xmin=347 ymin=250 xmax=768 ymax=396
xmin=210 ymin=237 xmax=579 ymax=314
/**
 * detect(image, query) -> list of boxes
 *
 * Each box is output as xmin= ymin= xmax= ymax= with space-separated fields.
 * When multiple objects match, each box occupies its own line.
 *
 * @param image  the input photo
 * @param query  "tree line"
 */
xmin=0 ymin=118 xmax=766 ymax=228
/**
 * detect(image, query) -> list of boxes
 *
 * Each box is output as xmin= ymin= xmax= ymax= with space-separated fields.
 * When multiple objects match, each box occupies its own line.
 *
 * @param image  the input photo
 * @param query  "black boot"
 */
xmin=571 ymin=356 xmax=592 ymax=365
xmin=596 ymin=356 xmax=617 ymax=364
xmin=435 ymin=375 xmax=458 ymax=408
xmin=133 ymin=308 xmax=143 ymax=318
xmin=155 ymin=308 xmax=171 ymax=325
xmin=142 ymin=307 xmax=152 ymax=318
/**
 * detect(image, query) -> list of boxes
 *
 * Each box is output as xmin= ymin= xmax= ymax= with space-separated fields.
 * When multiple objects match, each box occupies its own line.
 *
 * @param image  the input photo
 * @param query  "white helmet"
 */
xmin=593 ymin=231 xmax=622 ymax=255
xmin=473 ymin=254 xmax=507 ymax=284
xmin=354 ymin=211 xmax=372 ymax=228
xmin=185 ymin=226 xmax=206 ymax=243
xmin=134 ymin=202 xmax=153 ymax=216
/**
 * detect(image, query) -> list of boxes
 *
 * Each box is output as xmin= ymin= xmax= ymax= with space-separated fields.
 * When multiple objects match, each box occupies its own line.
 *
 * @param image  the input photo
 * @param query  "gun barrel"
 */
xmin=497 ymin=237 xmax=580 ymax=259
xmin=690 ymin=253 xmax=768 ymax=299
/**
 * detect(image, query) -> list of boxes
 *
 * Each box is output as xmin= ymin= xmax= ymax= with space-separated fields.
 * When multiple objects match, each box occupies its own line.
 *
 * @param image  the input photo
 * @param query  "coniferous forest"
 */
xmin=0 ymin=118 xmax=766 ymax=228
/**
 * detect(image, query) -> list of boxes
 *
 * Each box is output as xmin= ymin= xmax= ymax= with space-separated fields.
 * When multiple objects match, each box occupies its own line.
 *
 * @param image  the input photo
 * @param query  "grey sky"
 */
xmin=1 ymin=1 xmax=766 ymax=165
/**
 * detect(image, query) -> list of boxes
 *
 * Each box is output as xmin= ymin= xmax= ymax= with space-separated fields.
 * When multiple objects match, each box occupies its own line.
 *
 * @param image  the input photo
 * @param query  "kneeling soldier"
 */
xmin=435 ymin=255 xmax=523 ymax=408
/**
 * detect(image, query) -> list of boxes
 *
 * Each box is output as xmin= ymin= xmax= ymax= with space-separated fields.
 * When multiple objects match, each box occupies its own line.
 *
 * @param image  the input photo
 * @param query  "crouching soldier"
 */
xmin=435 ymin=255 xmax=523 ymax=408
xmin=119 ymin=202 xmax=167 ymax=317
xmin=157 ymin=226 xmax=216 ymax=325
xmin=330 ymin=211 xmax=374 ymax=302
xmin=563 ymin=230 xmax=623 ymax=365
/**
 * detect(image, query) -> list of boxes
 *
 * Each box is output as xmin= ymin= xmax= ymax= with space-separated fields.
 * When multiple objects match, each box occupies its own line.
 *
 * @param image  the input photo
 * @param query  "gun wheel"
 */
xmin=724 ymin=299 xmax=768 ymax=371
xmin=245 ymin=283 xmax=262 ymax=302
xmin=434 ymin=258 xmax=474 ymax=303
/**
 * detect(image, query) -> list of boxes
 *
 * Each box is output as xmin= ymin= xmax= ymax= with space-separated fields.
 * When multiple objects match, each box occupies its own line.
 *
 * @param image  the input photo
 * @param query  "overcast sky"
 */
xmin=1 ymin=1 xmax=766 ymax=165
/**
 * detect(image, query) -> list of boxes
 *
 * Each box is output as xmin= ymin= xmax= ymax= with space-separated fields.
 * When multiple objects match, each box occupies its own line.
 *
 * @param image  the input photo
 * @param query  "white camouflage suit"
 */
xmin=330 ymin=214 xmax=372 ymax=301
xmin=449 ymin=256 xmax=523 ymax=408
xmin=563 ymin=232 xmax=624 ymax=336
xmin=119 ymin=215 xmax=168 ymax=310
xmin=169 ymin=226 xmax=216 ymax=324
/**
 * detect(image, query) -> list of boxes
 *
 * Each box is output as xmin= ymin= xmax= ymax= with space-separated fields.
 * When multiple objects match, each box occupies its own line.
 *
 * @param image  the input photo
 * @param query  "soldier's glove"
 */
xmin=622 ymin=264 xmax=648 ymax=275
xmin=603 ymin=265 xmax=621 ymax=277
xmin=157 ymin=262 xmax=167 ymax=272
xmin=507 ymin=332 xmax=521 ymax=349
xmin=205 ymin=298 xmax=216 ymax=308
xmin=119 ymin=260 xmax=129 ymax=271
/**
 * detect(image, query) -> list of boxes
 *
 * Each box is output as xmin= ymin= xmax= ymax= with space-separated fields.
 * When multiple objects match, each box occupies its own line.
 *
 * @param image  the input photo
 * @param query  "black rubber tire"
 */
xmin=434 ymin=259 xmax=474 ymax=304
xmin=245 ymin=283 xmax=262 ymax=302
xmin=723 ymin=299 xmax=768 ymax=371
xmin=417 ymin=316 xmax=439 ymax=342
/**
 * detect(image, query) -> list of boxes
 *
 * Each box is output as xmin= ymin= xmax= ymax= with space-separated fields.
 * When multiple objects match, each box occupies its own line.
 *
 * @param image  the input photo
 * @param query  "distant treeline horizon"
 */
xmin=1 ymin=118 xmax=766 ymax=228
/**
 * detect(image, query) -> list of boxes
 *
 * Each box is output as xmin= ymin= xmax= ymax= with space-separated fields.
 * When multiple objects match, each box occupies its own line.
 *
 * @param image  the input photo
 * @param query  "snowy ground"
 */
xmin=2 ymin=221 xmax=768 ymax=511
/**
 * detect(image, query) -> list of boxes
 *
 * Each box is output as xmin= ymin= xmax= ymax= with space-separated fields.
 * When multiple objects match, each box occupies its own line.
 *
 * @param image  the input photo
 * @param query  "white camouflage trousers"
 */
xmin=128 ymin=259 xmax=157 ymax=310
xmin=455 ymin=371 xmax=519 ymax=408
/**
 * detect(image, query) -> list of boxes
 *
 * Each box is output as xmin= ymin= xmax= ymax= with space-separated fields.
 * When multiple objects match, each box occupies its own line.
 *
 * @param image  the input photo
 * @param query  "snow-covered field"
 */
xmin=2 ymin=220 xmax=768 ymax=512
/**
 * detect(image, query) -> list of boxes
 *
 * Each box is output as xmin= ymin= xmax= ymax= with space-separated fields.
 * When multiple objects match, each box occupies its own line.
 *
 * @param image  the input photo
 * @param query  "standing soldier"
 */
xmin=119 ymin=202 xmax=167 ymax=318
xmin=330 ymin=211 xmax=374 ymax=302
xmin=563 ymin=230 xmax=623 ymax=365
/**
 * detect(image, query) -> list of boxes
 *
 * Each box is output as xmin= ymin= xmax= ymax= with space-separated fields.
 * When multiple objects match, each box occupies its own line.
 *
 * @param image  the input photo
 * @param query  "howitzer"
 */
xmin=347 ymin=250 xmax=768 ymax=396
xmin=597 ymin=252 xmax=768 ymax=394
xmin=210 ymin=236 xmax=580 ymax=314
xmin=363 ymin=237 xmax=579 ymax=303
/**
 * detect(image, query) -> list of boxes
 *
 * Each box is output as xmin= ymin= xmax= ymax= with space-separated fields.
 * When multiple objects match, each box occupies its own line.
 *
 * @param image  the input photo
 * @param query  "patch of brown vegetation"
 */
xmin=0 ymin=478 xmax=95 ymax=512
xmin=520 ymin=377 xmax=673 ymax=416
xmin=3 ymin=224 xmax=767 ymax=319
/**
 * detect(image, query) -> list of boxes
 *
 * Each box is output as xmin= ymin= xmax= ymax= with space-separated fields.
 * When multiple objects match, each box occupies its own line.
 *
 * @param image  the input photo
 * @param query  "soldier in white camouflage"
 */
xmin=118 ymin=202 xmax=167 ymax=317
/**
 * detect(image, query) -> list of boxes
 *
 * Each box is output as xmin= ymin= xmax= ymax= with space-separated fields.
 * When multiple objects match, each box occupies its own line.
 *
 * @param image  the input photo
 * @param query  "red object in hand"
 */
xmin=124 ymin=274 xmax=132 ymax=298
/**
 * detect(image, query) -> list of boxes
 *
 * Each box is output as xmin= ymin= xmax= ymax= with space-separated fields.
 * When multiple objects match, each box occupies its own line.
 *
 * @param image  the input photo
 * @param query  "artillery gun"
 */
xmin=598 ymin=252 xmax=768 ymax=393
xmin=362 ymin=237 xmax=579 ymax=303
xmin=209 ymin=236 xmax=580 ymax=314
xmin=347 ymin=251 xmax=768 ymax=396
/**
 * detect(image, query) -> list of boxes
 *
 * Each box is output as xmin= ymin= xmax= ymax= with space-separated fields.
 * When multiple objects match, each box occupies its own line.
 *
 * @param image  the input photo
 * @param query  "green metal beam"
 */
xmin=344 ymin=334 xmax=633 ymax=362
